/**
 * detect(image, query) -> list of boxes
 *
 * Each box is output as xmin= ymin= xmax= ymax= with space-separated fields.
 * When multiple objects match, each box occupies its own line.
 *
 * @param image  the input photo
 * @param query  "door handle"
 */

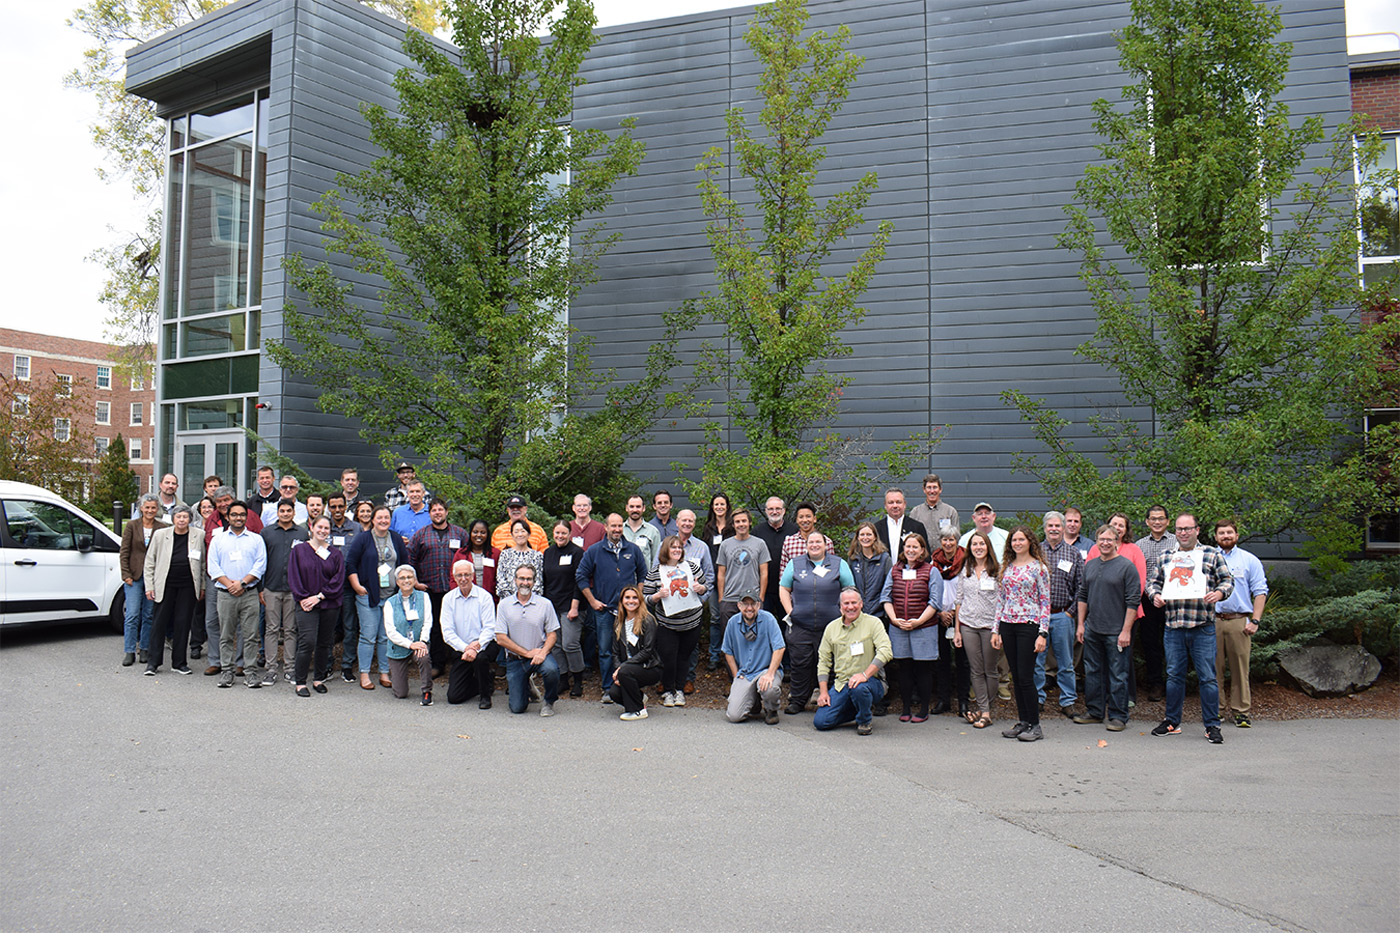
xmin=13 ymin=559 xmax=37 ymax=566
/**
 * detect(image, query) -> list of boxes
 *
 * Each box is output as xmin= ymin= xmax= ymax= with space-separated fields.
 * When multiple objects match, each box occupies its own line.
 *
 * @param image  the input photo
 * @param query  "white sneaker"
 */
xmin=619 ymin=709 xmax=648 ymax=721
xmin=662 ymin=691 xmax=676 ymax=707
xmin=673 ymin=692 xmax=685 ymax=707
xmin=540 ymin=702 xmax=555 ymax=717
xmin=601 ymin=694 xmax=615 ymax=705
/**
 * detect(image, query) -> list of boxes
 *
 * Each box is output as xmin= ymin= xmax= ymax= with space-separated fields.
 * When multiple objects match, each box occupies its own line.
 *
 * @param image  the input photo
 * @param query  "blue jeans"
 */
xmin=505 ymin=654 xmax=560 ymax=713
xmin=355 ymin=593 xmax=388 ymax=673
xmin=1082 ymin=630 xmax=1131 ymax=723
xmin=1164 ymin=623 xmax=1220 ymax=728
xmin=814 ymin=678 xmax=886 ymax=730
xmin=122 ymin=580 xmax=154 ymax=653
xmin=1034 ymin=611 xmax=1077 ymax=706
xmin=593 ymin=607 xmax=616 ymax=686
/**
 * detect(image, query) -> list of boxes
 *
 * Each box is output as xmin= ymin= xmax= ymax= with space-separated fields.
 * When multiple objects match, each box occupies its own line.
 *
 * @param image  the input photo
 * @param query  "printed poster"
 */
xmin=1161 ymin=549 xmax=1208 ymax=601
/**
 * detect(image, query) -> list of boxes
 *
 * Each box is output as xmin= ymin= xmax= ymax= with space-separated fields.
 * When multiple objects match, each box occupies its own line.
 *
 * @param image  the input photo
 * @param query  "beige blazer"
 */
xmin=143 ymin=525 xmax=206 ymax=601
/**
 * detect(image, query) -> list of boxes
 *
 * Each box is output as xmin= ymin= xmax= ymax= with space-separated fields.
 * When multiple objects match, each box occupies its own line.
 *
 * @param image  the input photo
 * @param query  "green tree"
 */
xmin=676 ymin=0 xmax=932 ymax=517
xmin=91 ymin=434 xmax=140 ymax=513
xmin=67 ymin=0 xmax=443 ymax=375
xmin=0 ymin=373 xmax=94 ymax=501
xmin=270 ymin=0 xmax=662 ymax=522
xmin=1004 ymin=0 xmax=1400 ymax=566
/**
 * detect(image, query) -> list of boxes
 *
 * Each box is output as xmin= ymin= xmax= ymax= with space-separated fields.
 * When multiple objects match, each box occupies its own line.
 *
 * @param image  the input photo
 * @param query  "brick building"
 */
xmin=1 ymin=327 xmax=157 ymax=496
xmin=1352 ymin=49 xmax=1400 ymax=552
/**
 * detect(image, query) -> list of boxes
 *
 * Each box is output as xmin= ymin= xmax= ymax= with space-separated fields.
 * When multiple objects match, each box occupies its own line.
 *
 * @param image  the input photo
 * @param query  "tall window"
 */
xmin=54 ymin=418 xmax=71 ymax=442
xmin=96 ymin=401 xmax=111 ymax=425
xmin=13 ymin=355 xmax=29 ymax=380
xmin=96 ymin=365 xmax=112 ymax=390
xmin=12 ymin=394 xmax=28 ymax=416
xmin=131 ymin=402 xmax=144 ymax=426
xmin=56 ymin=374 xmax=73 ymax=397
xmin=132 ymin=368 xmax=145 ymax=390
xmin=95 ymin=436 xmax=110 ymax=456
xmin=130 ymin=438 xmax=143 ymax=459
xmin=1359 ymin=135 xmax=1399 ymax=291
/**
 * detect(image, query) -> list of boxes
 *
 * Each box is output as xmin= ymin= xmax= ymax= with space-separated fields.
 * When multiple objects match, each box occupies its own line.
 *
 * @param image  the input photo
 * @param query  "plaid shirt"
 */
xmin=1135 ymin=533 xmax=1176 ymax=573
xmin=408 ymin=522 xmax=466 ymax=592
xmin=1146 ymin=545 xmax=1234 ymax=629
xmin=382 ymin=484 xmax=433 ymax=511
xmin=779 ymin=532 xmax=836 ymax=575
xmin=1041 ymin=538 xmax=1084 ymax=613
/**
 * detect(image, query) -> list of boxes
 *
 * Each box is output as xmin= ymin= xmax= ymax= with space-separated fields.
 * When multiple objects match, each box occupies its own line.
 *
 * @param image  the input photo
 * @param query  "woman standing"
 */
xmin=143 ymin=505 xmax=203 ymax=675
xmin=188 ymin=496 xmax=217 ymax=660
xmin=383 ymin=565 xmax=435 ymax=706
xmin=643 ymin=535 xmax=708 ymax=707
xmin=543 ymin=521 xmax=586 ymax=697
xmin=495 ymin=519 xmax=543 ymax=601
xmin=345 ymin=506 xmax=406 ymax=690
xmin=119 ymin=494 xmax=161 ymax=667
xmin=608 ymin=585 xmax=660 ymax=720
xmin=847 ymin=522 xmax=893 ymax=714
xmin=883 ymin=534 xmax=942 ymax=722
xmin=354 ymin=499 xmax=375 ymax=533
xmin=288 ymin=515 xmax=345 ymax=697
xmin=700 ymin=494 xmax=734 ymax=669
xmin=992 ymin=526 xmax=1051 ymax=741
xmin=954 ymin=531 xmax=1000 ymax=728
xmin=453 ymin=518 xmax=498 ymax=602
xmin=779 ymin=532 xmax=855 ymax=716
xmin=930 ymin=529 xmax=970 ymax=717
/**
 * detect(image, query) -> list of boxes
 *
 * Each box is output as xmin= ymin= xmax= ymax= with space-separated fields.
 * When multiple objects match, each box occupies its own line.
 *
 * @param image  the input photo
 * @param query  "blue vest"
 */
xmin=387 ymin=590 xmax=428 ymax=660
xmin=791 ymin=553 xmax=843 ymax=631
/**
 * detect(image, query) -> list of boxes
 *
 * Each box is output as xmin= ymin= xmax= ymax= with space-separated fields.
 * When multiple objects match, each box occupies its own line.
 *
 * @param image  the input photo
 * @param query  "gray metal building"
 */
xmin=126 ymin=0 xmax=1355 ymax=534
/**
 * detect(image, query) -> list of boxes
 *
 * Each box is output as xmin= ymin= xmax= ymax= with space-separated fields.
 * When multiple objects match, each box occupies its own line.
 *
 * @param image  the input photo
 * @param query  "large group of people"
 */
xmin=125 ymin=467 xmax=1269 ymax=742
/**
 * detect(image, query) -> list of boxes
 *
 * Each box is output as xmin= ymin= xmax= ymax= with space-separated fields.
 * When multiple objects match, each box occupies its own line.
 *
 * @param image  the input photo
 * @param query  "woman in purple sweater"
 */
xmin=288 ymin=515 xmax=346 ymax=697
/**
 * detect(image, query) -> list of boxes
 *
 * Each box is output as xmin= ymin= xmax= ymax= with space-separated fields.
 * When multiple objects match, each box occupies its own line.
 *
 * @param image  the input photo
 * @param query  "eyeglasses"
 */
xmin=1175 ymin=525 xmax=1196 ymax=532
xmin=280 ymin=484 xmax=297 ymax=490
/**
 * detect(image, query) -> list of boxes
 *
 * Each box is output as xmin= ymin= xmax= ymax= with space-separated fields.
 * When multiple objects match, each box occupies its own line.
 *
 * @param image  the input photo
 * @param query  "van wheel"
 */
xmin=108 ymin=589 xmax=125 ymax=634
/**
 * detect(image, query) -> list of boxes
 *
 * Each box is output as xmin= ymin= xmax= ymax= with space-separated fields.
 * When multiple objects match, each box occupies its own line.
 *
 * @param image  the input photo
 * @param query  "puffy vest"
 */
xmin=387 ymin=590 xmax=428 ymax=660
xmin=791 ymin=553 xmax=843 ymax=631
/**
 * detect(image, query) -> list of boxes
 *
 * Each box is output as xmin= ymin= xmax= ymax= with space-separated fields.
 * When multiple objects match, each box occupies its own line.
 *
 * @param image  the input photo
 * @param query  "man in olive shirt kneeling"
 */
xmin=814 ymin=588 xmax=893 ymax=735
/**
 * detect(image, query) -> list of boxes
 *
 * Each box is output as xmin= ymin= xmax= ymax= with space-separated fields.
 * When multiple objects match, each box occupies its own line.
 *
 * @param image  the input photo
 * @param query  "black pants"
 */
xmin=1001 ymin=623 xmax=1042 ymax=726
xmin=786 ymin=625 xmax=821 ymax=711
xmin=428 ymin=590 xmax=449 ymax=671
xmin=294 ymin=604 xmax=339 ymax=685
xmin=148 ymin=585 xmax=196 ymax=669
xmin=898 ymin=658 xmax=935 ymax=715
xmin=934 ymin=632 xmax=971 ymax=706
xmin=656 ymin=625 xmax=701 ymax=694
xmin=447 ymin=643 xmax=500 ymax=704
xmin=609 ymin=662 xmax=661 ymax=713
xmin=1137 ymin=601 xmax=1166 ymax=688
xmin=189 ymin=592 xmax=206 ymax=650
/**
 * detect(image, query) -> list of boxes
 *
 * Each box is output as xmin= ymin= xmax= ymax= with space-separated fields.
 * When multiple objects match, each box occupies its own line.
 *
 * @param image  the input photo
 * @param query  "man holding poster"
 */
xmin=1146 ymin=513 xmax=1234 ymax=744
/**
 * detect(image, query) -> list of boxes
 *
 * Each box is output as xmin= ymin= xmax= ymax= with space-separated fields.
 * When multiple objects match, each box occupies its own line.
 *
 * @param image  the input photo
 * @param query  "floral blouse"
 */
xmin=994 ymin=560 xmax=1050 ymax=634
xmin=495 ymin=547 xmax=544 ymax=600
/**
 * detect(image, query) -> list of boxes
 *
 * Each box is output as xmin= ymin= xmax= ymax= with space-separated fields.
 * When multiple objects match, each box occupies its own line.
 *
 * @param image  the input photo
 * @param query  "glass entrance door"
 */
xmin=175 ymin=430 xmax=245 ymax=500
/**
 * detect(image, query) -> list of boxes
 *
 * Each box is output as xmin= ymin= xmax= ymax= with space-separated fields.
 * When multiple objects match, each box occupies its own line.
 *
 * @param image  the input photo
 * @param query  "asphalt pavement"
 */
xmin=1 ymin=623 xmax=1396 ymax=932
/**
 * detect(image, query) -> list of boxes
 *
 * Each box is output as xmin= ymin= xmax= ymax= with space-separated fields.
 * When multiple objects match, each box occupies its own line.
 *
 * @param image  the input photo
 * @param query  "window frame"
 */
xmin=13 ymin=355 xmax=30 ymax=381
xmin=53 ymin=418 xmax=71 ymax=442
xmin=96 ymin=365 xmax=112 ymax=390
xmin=95 ymin=401 xmax=111 ymax=425
xmin=130 ymin=402 xmax=144 ymax=426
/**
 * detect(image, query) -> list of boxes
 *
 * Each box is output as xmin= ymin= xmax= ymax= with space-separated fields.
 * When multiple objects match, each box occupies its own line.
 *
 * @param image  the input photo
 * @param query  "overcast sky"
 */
xmin=1 ymin=0 xmax=1394 ymax=343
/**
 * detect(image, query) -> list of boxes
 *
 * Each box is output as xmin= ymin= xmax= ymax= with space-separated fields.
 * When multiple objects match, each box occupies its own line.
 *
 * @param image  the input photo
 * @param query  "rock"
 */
xmin=1278 ymin=644 xmax=1382 ymax=697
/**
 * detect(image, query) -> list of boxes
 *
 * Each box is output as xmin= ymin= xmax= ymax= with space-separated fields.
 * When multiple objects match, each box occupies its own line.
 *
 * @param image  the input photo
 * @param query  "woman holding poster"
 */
xmin=643 ymin=535 xmax=709 ymax=707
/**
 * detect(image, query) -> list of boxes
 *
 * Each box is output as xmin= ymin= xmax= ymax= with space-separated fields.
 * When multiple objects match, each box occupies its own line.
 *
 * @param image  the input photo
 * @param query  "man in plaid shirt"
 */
xmin=408 ymin=499 xmax=467 ymax=678
xmin=1146 ymin=512 xmax=1234 ymax=744
xmin=1038 ymin=511 xmax=1084 ymax=718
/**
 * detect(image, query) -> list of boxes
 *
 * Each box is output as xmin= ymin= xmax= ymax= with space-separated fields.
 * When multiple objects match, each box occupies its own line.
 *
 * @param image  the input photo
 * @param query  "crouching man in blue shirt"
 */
xmin=721 ymin=595 xmax=786 ymax=724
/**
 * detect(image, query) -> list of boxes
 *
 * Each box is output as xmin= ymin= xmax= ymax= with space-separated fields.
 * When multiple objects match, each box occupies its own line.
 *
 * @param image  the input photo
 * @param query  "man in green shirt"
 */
xmin=814 ymin=588 xmax=894 ymax=735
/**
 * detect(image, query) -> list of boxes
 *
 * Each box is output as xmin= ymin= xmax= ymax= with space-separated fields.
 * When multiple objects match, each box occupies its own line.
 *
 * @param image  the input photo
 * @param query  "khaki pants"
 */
xmin=1216 ymin=614 xmax=1252 ymax=715
xmin=263 ymin=589 xmax=297 ymax=672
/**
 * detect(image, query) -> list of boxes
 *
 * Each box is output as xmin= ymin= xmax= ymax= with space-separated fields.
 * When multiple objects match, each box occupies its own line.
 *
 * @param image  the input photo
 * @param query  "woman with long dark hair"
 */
xmin=954 ymin=531 xmax=1001 ymax=728
xmin=992 ymin=526 xmax=1050 ymax=741
xmin=453 ymin=518 xmax=498 ymax=601
xmin=883 ymin=534 xmax=942 ymax=722
xmin=543 ymin=520 xmax=587 ymax=697
xmin=288 ymin=515 xmax=346 ymax=697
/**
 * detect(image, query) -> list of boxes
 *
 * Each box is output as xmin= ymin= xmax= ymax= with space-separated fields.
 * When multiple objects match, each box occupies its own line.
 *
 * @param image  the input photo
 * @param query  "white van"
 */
xmin=0 ymin=480 xmax=124 ymax=630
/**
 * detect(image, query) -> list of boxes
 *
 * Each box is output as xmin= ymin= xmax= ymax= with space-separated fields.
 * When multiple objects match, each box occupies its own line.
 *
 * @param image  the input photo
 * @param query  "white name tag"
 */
xmin=849 ymin=641 xmax=863 ymax=657
xmin=559 ymin=555 xmax=573 ymax=567
xmin=1057 ymin=559 xmax=1073 ymax=572
xmin=813 ymin=566 xmax=829 ymax=578
xmin=482 ymin=558 xmax=495 ymax=568
xmin=405 ymin=608 xmax=419 ymax=621
xmin=712 ymin=534 xmax=723 ymax=545
xmin=572 ymin=536 xmax=584 ymax=548
xmin=626 ymin=630 xmax=639 ymax=647
xmin=449 ymin=538 xmax=460 ymax=549
xmin=902 ymin=568 xmax=917 ymax=580
xmin=332 ymin=535 xmax=345 ymax=547
xmin=980 ymin=577 xmax=995 ymax=591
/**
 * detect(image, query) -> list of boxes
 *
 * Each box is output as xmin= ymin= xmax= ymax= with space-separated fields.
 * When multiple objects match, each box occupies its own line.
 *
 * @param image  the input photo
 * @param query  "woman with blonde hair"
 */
xmin=608 ymin=585 xmax=661 ymax=720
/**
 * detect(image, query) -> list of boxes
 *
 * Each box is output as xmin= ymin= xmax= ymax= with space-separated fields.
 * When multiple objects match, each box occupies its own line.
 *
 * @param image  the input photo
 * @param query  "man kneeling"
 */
xmin=722 ymin=595 xmax=785 ymax=724
xmin=814 ymin=588 xmax=892 ymax=735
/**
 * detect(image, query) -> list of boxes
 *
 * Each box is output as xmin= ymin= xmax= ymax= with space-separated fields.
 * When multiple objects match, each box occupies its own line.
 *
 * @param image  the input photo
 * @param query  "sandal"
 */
xmin=964 ymin=709 xmax=978 ymax=725
xmin=973 ymin=713 xmax=991 ymax=729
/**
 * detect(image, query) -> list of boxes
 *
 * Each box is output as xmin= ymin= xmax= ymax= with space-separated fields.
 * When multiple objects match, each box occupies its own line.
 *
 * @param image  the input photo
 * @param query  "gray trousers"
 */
xmin=559 ymin=610 xmax=586 ymax=674
xmin=388 ymin=653 xmax=433 ymax=699
xmin=726 ymin=673 xmax=782 ymax=722
xmin=262 ymin=589 xmax=297 ymax=672
xmin=962 ymin=627 xmax=999 ymax=714
xmin=203 ymin=583 xmax=242 ymax=668
xmin=217 ymin=589 xmax=260 ymax=678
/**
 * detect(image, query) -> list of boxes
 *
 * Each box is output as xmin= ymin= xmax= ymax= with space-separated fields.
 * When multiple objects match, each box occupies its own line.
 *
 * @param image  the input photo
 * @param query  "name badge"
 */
xmin=1057 ymin=559 xmax=1073 ymax=572
xmin=378 ymin=563 xmax=392 ymax=588
xmin=813 ymin=565 xmax=830 ymax=578
xmin=405 ymin=608 xmax=419 ymax=621
xmin=626 ymin=630 xmax=639 ymax=647
xmin=449 ymin=538 xmax=461 ymax=549
xmin=980 ymin=577 xmax=995 ymax=591
xmin=712 ymin=534 xmax=723 ymax=545
xmin=572 ymin=536 xmax=584 ymax=548
xmin=559 ymin=555 xmax=573 ymax=567
xmin=332 ymin=535 xmax=345 ymax=547
xmin=482 ymin=557 xmax=495 ymax=568
xmin=902 ymin=568 xmax=917 ymax=580
xmin=946 ymin=626 xmax=955 ymax=640
xmin=849 ymin=641 xmax=863 ymax=657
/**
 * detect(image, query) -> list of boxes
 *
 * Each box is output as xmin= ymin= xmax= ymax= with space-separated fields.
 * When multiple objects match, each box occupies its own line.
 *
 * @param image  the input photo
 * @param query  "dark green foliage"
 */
xmin=1253 ymin=559 xmax=1400 ymax=675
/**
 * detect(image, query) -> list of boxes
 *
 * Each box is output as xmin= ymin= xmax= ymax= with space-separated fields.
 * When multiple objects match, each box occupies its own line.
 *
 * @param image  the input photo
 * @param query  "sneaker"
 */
xmin=540 ymin=702 xmax=555 ymax=717
xmin=218 ymin=671 xmax=235 ymax=688
xmin=568 ymin=675 xmax=583 ymax=698
xmin=673 ymin=692 xmax=685 ymax=708
xmin=997 ymin=684 xmax=1012 ymax=701
xmin=342 ymin=670 xmax=355 ymax=683
xmin=172 ymin=665 xmax=192 ymax=676
xmin=1017 ymin=724 xmax=1044 ymax=742
xmin=1151 ymin=720 xmax=1181 ymax=736
xmin=1072 ymin=712 xmax=1102 ymax=725
xmin=190 ymin=646 xmax=203 ymax=660
xmin=143 ymin=668 xmax=156 ymax=677
xmin=528 ymin=673 xmax=543 ymax=702
xmin=1106 ymin=719 xmax=1126 ymax=731
xmin=620 ymin=709 xmax=647 ymax=721
xmin=122 ymin=652 xmax=135 ymax=667
xmin=284 ymin=669 xmax=294 ymax=684
xmin=256 ymin=655 xmax=267 ymax=669
xmin=856 ymin=722 xmax=873 ymax=736
xmin=1001 ymin=721 xmax=1028 ymax=739
xmin=260 ymin=671 xmax=278 ymax=687
xmin=421 ymin=691 xmax=433 ymax=707
xmin=662 ymin=691 xmax=676 ymax=707
xmin=764 ymin=709 xmax=779 ymax=725
xmin=1206 ymin=725 xmax=1224 ymax=744
xmin=601 ymin=694 xmax=615 ymax=705
xmin=246 ymin=677 xmax=262 ymax=689
xmin=1235 ymin=712 xmax=1251 ymax=728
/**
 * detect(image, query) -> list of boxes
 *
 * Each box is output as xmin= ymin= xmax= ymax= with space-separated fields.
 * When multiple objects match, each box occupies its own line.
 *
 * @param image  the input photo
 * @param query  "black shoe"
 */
xmin=342 ymin=670 xmax=356 ymax=683
xmin=121 ymin=652 xmax=135 ymax=667
xmin=295 ymin=686 xmax=311 ymax=698
xmin=257 ymin=655 xmax=267 ymax=669
xmin=1151 ymin=720 xmax=1181 ymax=736
xmin=422 ymin=691 xmax=433 ymax=707
xmin=1002 ymin=721 xmax=1028 ymax=739
xmin=569 ymin=674 xmax=583 ymax=698
xmin=1017 ymin=724 xmax=1044 ymax=742
xmin=138 ymin=649 xmax=149 ymax=664
xmin=930 ymin=701 xmax=950 ymax=715
xmin=1072 ymin=712 xmax=1102 ymax=724
xmin=958 ymin=702 xmax=970 ymax=719
xmin=312 ymin=682 xmax=328 ymax=694
xmin=872 ymin=702 xmax=888 ymax=718
xmin=172 ymin=665 xmax=192 ymax=676
xmin=143 ymin=668 xmax=156 ymax=677
xmin=190 ymin=646 xmax=203 ymax=660
xmin=1206 ymin=725 xmax=1223 ymax=744
xmin=764 ymin=709 xmax=779 ymax=725
xmin=856 ymin=722 xmax=873 ymax=736
xmin=784 ymin=704 xmax=805 ymax=716
xmin=479 ymin=697 xmax=492 ymax=710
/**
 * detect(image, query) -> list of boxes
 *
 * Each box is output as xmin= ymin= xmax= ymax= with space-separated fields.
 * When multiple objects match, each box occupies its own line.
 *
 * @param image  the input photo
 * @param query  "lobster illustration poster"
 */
xmin=1161 ymin=549 xmax=1208 ymax=601
xmin=659 ymin=563 xmax=702 ymax=616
